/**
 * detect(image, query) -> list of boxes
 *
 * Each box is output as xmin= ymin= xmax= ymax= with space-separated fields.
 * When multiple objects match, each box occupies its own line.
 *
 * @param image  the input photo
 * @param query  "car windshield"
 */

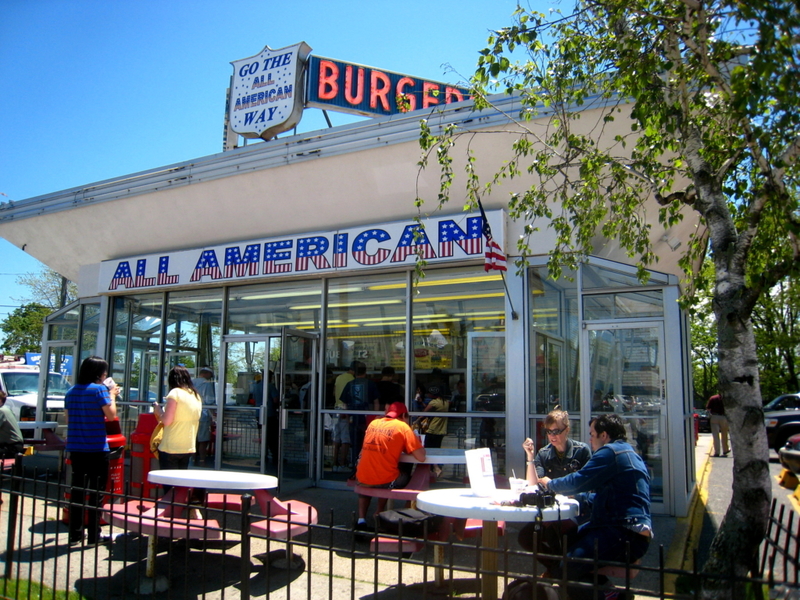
xmin=1 ymin=373 xmax=39 ymax=395
xmin=46 ymin=373 xmax=71 ymax=395
xmin=764 ymin=394 xmax=800 ymax=411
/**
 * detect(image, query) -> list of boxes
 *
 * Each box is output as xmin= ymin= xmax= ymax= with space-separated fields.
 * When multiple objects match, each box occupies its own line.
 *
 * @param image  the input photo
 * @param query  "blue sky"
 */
xmin=0 ymin=0 xmax=524 ymax=332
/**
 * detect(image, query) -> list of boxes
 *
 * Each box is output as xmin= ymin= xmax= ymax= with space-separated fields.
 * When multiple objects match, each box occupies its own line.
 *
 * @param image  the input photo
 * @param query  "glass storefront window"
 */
xmin=581 ymin=262 xmax=670 ymax=289
xmin=79 ymin=303 xmax=100 ymax=363
xmin=110 ymin=294 xmax=164 ymax=438
xmin=529 ymin=266 xmax=579 ymax=416
xmin=47 ymin=306 xmax=80 ymax=341
xmin=163 ymin=288 xmax=223 ymax=377
xmin=226 ymin=280 xmax=323 ymax=336
xmin=583 ymin=291 xmax=664 ymax=320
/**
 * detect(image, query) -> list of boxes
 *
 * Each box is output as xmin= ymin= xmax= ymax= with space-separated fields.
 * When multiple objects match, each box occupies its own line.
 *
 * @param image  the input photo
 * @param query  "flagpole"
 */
xmin=500 ymin=271 xmax=519 ymax=320
xmin=476 ymin=196 xmax=518 ymax=321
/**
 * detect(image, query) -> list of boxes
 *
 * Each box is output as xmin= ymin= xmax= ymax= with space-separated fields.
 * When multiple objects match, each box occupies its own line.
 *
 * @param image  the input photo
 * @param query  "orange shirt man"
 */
xmin=355 ymin=402 xmax=425 ymax=528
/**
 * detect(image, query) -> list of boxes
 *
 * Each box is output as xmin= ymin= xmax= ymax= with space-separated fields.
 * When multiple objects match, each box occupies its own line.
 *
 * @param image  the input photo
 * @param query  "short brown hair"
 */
xmin=544 ymin=409 xmax=570 ymax=430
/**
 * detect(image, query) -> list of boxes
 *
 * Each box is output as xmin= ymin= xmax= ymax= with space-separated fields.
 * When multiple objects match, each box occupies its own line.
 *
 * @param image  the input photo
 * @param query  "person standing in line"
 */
xmin=706 ymin=394 xmax=730 ymax=457
xmin=192 ymin=366 xmax=216 ymax=463
xmin=331 ymin=362 xmax=356 ymax=472
xmin=376 ymin=366 xmax=402 ymax=411
xmin=154 ymin=365 xmax=202 ymax=486
xmin=341 ymin=362 xmax=380 ymax=465
xmin=65 ymin=356 xmax=118 ymax=545
xmin=0 ymin=389 xmax=24 ymax=458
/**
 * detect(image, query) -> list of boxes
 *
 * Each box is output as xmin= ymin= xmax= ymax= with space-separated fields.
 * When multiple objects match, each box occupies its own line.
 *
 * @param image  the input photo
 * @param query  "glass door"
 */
xmin=219 ymin=335 xmax=270 ymax=473
xmin=584 ymin=322 xmax=667 ymax=512
xmin=218 ymin=329 xmax=317 ymax=487
xmin=38 ymin=341 xmax=76 ymax=437
xmin=277 ymin=329 xmax=317 ymax=493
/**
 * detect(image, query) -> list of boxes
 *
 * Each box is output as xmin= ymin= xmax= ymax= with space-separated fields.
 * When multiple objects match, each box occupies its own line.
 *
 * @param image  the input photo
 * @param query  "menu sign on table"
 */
xmin=465 ymin=448 xmax=496 ymax=497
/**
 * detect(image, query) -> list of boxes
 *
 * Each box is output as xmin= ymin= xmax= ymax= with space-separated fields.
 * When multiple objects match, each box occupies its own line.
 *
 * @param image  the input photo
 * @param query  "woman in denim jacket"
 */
xmin=541 ymin=413 xmax=652 ymax=600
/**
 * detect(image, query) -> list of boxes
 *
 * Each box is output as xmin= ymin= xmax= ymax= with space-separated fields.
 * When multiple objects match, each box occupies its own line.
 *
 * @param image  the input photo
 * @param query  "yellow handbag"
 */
xmin=149 ymin=422 xmax=164 ymax=458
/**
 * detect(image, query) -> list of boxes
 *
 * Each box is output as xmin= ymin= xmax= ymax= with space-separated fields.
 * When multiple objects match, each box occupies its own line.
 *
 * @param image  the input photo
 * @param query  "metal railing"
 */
xmin=1 ymin=459 xmax=797 ymax=600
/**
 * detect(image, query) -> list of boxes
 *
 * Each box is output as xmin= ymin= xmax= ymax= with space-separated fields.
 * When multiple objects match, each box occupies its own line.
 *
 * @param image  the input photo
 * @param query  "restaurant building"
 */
xmin=0 ymin=45 xmax=699 ymax=516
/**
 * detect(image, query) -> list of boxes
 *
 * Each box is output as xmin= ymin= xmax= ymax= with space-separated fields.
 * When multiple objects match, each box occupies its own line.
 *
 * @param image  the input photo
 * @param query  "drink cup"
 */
xmin=509 ymin=477 xmax=527 ymax=493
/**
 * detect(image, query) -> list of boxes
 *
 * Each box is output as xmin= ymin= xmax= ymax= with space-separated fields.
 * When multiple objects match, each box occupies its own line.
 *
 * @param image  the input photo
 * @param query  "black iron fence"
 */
xmin=1 ymin=459 xmax=798 ymax=600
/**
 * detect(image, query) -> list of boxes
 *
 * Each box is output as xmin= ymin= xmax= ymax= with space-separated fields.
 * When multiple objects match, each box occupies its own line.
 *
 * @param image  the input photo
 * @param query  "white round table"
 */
xmin=148 ymin=469 xmax=277 ymax=490
xmin=416 ymin=487 xmax=579 ymax=522
xmin=417 ymin=487 xmax=579 ymax=600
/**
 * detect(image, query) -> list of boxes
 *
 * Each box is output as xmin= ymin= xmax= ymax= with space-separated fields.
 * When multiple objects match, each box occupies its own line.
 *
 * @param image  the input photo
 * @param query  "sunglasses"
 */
xmin=544 ymin=427 xmax=567 ymax=436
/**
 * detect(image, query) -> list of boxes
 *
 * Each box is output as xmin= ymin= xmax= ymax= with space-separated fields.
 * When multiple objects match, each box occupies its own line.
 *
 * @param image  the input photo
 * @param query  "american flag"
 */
xmin=190 ymin=250 xmax=223 ymax=282
xmin=353 ymin=229 xmax=390 ymax=265
xmin=296 ymin=236 xmax=331 ymax=271
xmin=224 ymin=244 xmax=261 ymax=278
xmin=391 ymin=225 xmax=436 ymax=262
xmin=334 ymin=233 xmax=348 ymax=268
xmin=135 ymin=259 xmax=155 ymax=287
xmin=478 ymin=200 xmax=507 ymax=272
xmin=438 ymin=217 xmax=483 ymax=257
xmin=108 ymin=262 xmax=134 ymax=290
xmin=263 ymin=240 xmax=293 ymax=274
xmin=157 ymin=256 xmax=179 ymax=285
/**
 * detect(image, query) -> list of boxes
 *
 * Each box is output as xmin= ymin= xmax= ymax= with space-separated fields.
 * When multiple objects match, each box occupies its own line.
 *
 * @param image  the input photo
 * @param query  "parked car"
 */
xmin=694 ymin=409 xmax=711 ymax=433
xmin=0 ymin=365 xmax=69 ymax=421
xmin=763 ymin=393 xmax=800 ymax=452
xmin=779 ymin=433 xmax=800 ymax=476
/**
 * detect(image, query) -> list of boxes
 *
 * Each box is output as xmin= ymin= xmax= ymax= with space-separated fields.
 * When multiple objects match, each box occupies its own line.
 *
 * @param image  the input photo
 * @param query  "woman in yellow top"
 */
xmin=154 ymin=366 xmax=202 ymax=479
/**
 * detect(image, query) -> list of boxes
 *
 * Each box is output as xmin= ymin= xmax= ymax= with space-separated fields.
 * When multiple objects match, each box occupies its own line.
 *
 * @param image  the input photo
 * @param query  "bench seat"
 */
xmin=249 ymin=499 xmax=318 ymax=541
xmin=102 ymin=500 xmax=221 ymax=540
xmin=353 ymin=484 xmax=425 ymax=502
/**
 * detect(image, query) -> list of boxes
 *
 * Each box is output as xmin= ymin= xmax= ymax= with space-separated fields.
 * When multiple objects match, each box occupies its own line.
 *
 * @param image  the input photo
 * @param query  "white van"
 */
xmin=0 ymin=364 xmax=70 ymax=422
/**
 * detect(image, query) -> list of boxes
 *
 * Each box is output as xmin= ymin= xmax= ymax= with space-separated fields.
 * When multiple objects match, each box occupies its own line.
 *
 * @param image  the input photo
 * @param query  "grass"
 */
xmin=0 ymin=578 xmax=86 ymax=600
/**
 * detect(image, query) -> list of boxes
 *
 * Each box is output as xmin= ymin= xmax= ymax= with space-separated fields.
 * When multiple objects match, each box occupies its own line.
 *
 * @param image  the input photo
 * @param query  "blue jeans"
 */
xmin=553 ymin=525 xmax=650 ymax=600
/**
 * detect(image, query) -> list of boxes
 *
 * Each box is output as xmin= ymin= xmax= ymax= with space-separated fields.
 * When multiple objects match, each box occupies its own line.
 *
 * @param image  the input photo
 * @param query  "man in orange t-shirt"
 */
xmin=354 ymin=401 xmax=425 ymax=529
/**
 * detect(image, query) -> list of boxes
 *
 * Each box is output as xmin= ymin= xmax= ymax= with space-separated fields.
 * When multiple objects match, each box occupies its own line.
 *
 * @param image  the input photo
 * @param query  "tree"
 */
xmin=14 ymin=268 xmax=76 ymax=309
xmin=752 ymin=276 xmax=800 ymax=400
xmin=418 ymin=1 xmax=799 ymax=596
xmin=0 ymin=303 xmax=51 ymax=354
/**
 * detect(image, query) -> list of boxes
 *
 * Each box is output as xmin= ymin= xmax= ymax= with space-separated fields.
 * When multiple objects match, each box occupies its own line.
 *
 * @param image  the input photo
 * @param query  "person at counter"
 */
xmin=539 ymin=413 xmax=652 ymax=600
xmin=519 ymin=408 xmax=591 ymax=554
xmin=354 ymin=402 xmax=425 ymax=532
xmin=0 ymin=390 xmax=24 ymax=458
xmin=65 ymin=356 xmax=118 ymax=545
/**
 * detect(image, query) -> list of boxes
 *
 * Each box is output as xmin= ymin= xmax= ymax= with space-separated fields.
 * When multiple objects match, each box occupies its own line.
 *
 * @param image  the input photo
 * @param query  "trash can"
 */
xmin=61 ymin=418 xmax=127 ymax=524
xmin=130 ymin=412 xmax=160 ymax=499
xmin=105 ymin=418 xmax=126 ymax=499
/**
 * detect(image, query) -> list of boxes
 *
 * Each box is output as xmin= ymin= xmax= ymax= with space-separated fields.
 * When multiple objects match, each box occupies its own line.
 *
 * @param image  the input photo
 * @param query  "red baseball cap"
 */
xmin=385 ymin=402 xmax=408 ymax=419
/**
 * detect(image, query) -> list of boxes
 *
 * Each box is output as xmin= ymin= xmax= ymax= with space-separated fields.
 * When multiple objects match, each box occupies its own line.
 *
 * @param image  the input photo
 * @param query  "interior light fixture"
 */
xmin=238 ymin=289 xmax=322 ymax=301
xmin=290 ymin=299 xmax=403 ymax=310
xmin=368 ymin=274 xmax=502 ymax=291
xmin=453 ymin=310 xmax=505 ymax=317
xmin=256 ymin=319 xmax=336 ymax=328
xmin=413 ymin=292 xmax=505 ymax=302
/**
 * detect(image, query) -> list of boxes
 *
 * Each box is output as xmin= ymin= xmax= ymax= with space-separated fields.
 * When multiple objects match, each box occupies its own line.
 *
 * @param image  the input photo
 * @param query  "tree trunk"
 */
xmin=701 ymin=255 xmax=772 ymax=599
